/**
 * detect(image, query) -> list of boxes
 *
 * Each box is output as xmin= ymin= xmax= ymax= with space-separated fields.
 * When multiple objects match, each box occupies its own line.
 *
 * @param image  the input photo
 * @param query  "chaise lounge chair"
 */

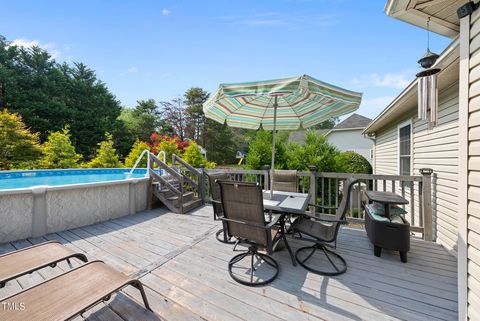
xmin=0 ymin=241 xmax=88 ymax=288
xmin=0 ymin=260 xmax=151 ymax=321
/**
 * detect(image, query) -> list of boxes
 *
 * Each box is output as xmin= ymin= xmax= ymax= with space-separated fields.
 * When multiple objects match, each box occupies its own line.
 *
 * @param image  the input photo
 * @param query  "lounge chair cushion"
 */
xmin=365 ymin=204 xmax=390 ymax=222
xmin=369 ymin=202 xmax=407 ymax=216
xmin=390 ymin=215 xmax=404 ymax=224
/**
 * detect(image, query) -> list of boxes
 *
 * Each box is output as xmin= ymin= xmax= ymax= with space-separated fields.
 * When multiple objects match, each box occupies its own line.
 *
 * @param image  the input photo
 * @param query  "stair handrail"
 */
xmin=172 ymin=154 xmax=201 ymax=176
xmin=171 ymin=154 xmax=201 ymax=190
xmin=128 ymin=149 xmax=166 ymax=178
xmin=150 ymin=153 xmax=183 ymax=182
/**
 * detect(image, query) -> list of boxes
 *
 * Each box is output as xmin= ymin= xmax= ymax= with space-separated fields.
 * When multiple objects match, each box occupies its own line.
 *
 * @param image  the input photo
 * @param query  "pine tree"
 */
xmin=0 ymin=108 xmax=42 ymax=169
xmin=39 ymin=127 xmax=82 ymax=168
xmin=86 ymin=133 xmax=122 ymax=168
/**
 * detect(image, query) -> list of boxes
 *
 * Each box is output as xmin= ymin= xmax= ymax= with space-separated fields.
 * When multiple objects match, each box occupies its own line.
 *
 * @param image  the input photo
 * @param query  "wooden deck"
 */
xmin=0 ymin=206 xmax=458 ymax=321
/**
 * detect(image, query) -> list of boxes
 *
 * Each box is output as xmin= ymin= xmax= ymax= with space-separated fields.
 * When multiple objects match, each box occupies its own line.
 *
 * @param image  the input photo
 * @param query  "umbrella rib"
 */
xmin=259 ymin=95 xmax=274 ymax=128
xmin=281 ymin=95 xmax=302 ymax=125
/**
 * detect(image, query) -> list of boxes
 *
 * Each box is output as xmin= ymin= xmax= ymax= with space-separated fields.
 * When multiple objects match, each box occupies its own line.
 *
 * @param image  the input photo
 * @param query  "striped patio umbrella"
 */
xmin=203 ymin=75 xmax=362 ymax=195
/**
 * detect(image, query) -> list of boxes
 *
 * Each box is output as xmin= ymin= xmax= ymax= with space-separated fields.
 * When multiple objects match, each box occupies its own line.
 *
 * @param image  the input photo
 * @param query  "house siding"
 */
xmin=468 ymin=9 xmax=480 ymax=320
xmin=373 ymin=81 xmax=459 ymax=254
xmin=414 ymin=82 xmax=459 ymax=253
xmin=326 ymin=129 xmax=373 ymax=164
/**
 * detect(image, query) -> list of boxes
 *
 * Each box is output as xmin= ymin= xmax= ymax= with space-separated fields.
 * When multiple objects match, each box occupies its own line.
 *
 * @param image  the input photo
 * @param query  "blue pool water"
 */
xmin=0 ymin=168 xmax=149 ymax=190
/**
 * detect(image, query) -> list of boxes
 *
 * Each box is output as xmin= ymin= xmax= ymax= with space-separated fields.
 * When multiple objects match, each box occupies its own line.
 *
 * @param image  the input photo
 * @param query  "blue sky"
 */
xmin=1 ymin=0 xmax=451 ymax=119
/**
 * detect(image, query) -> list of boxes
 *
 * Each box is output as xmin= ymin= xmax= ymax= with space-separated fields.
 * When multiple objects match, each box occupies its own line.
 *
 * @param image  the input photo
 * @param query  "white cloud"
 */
xmin=120 ymin=66 xmax=138 ymax=76
xmin=10 ymin=38 xmax=61 ymax=59
xmin=356 ymin=95 xmax=396 ymax=119
xmin=162 ymin=9 xmax=171 ymax=16
xmin=351 ymin=69 xmax=416 ymax=89
xmin=218 ymin=12 xmax=340 ymax=29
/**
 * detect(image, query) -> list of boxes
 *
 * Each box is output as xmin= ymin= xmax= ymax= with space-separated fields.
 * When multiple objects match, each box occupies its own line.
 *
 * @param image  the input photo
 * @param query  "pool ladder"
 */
xmin=127 ymin=150 xmax=166 ymax=178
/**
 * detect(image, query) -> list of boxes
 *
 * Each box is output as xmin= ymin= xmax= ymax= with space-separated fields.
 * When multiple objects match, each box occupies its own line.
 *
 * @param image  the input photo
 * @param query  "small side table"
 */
xmin=364 ymin=191 xmax=410 ymax=263
xmin=365 ymin=191 xmax=408 ymax=219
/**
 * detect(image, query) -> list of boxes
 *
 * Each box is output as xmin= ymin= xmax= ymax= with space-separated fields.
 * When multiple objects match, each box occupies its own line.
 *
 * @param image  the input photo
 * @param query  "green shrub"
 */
xmin=285 ymin=130 xmax=339 ymax=172
xmin=124 ymin=140 xmax=150 ymax=168
xmin=183 ymin=141 xmax=215 ymax=168
xmin=39 ymin=127 xmax=82 ymax=169
xmin=245 ymin=130 xmax=287 ymax=170
xmin=335 ymin=151 xmax=372 ymax=174
xmin=86 ymin=133 xmax=122 ymax=168
xmin=0 ymin=109 xmax=42 ymax=170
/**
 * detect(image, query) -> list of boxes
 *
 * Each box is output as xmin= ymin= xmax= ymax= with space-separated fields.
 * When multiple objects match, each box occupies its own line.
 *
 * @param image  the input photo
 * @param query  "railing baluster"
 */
xmin=335 ymin=179 xmax=339 ymax=210
xmin=357 ymin=180 xmax=361 ymax=218
xmin=321 ymin=177 xmax=325 ymax=210
xmin=418 ymin=181 xmax=423 ymax=228
xmin=383 ymin=180 xmax=386 ymax=192
xmin=328 ymin=178 xmax=332 ymax=213
xmin=391 ymin=180 xmax=395 ymax=193
xmin=410 ymin=181 xmax=415 ymax=226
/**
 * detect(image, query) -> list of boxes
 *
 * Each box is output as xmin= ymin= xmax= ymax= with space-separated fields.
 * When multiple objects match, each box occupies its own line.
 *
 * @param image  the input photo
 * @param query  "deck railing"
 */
xmin=199 ymin=167 xmax=434 ymax=241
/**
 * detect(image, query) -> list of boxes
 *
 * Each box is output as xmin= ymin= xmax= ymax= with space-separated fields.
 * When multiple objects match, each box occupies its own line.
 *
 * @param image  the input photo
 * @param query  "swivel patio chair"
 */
xmin=291 ymin=178 xmax=358 ymax=276
xmin=218 ymin=181 xmax=288 ymax=286
xmin=271 ymin=170 xmax=300 ymax=224
xmin=206 ymin=172 xmax=235 ymax=244
xmin=272 ymin=170 xmax=298 ymax=193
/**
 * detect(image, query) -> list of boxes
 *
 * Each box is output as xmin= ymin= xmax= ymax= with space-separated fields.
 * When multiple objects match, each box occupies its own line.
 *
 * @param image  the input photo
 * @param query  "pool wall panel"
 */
xmin=0 ymin=194 xmax=34 ymax=241
xmin=0 ymin=178 xmax=150 ymax=242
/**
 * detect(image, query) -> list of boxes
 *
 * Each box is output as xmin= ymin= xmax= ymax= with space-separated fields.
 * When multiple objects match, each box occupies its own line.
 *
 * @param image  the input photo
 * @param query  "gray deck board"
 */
xmin=0 ymin=205 xmax=458 ymax=321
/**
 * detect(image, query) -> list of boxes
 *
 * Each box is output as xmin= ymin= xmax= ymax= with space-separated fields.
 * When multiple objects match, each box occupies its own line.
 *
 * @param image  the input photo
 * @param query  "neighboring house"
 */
xmin=374 ymin=0 xmax=480 ymax=318
xmin=327 ymin=114 xmax=373 ymax=163
xmin=288 ymin=113 xmax=374 ymax=164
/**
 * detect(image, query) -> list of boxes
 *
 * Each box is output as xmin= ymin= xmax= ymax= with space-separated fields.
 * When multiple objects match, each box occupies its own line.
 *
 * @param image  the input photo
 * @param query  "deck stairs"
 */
xmin=149 ymin=153 xmax=203 ymax=214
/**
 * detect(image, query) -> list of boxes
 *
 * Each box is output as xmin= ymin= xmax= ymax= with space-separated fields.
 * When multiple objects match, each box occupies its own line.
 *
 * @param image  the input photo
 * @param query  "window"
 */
xmin=398 ymin=122 xmax=411 ymax=176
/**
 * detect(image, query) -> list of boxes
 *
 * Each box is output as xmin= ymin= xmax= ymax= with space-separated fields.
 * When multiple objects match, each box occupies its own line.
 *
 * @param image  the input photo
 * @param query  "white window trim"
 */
xmin=397 ymin=119 xmax=413 ymax=176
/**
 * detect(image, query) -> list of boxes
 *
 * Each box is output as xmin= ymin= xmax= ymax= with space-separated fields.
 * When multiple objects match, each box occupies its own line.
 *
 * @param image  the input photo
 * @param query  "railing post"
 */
xmin=309 ymin=166 xmax=318 ymax=215
xmin=263 ymin=165 xmax=270 ymax=190
xmin=147 ymin=153 xmax=154 ymax=210
xmin=199 ymin=164 xmax=206 ymax=204
xmin=420 ymin=168 xmax=433 ymax=241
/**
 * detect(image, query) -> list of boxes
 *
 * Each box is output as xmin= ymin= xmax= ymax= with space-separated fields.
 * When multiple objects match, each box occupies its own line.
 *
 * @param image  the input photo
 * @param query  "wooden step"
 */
xmin=182 ymin=198 xmax=203 ymax=214
xmin=166 ymin=192 xmax=195 ymax=207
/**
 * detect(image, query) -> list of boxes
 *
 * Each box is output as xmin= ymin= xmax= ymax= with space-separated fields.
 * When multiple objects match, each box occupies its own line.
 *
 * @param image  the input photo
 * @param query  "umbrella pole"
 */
xmin=270 ymin=96 xmax=278 ymax=199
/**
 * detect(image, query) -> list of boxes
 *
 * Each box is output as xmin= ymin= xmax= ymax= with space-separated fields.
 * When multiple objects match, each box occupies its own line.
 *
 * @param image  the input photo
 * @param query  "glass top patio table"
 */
xmin=262 ymin=190 xmax=310 ymax=215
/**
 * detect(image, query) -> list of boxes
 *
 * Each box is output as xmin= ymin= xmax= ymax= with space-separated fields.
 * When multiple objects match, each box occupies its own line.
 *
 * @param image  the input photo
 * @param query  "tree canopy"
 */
xmin=0 ymin=35 xmax=122 ymax=159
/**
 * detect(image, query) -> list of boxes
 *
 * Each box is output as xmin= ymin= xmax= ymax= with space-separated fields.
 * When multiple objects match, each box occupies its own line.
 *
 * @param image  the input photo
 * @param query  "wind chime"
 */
xmin=416 ymin=17 xmax=441 ymax=128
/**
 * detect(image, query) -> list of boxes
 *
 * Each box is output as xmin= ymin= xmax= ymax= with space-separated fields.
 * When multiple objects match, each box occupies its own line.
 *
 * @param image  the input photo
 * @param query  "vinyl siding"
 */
xmin=373 ymin=81 xmax=459 ymax=254
xmin=413 ymin=82 xmax=459 ymax=253
xmin=468 ymin=9 xmax=480 ymax=319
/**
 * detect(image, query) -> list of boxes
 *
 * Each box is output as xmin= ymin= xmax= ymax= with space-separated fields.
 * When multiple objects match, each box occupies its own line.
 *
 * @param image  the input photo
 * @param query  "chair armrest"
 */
xmin=265 ymin=214 xmax=282 ymax=229
xmin=302 ymin=213 xmax=347 ymax=224
xmin=219 ymin=217 xmax=273 ymax=230
xmin=210 ymin=199 xmax=221 ymax=205
xmin=309 ymin=203 xmax=338 ymax=210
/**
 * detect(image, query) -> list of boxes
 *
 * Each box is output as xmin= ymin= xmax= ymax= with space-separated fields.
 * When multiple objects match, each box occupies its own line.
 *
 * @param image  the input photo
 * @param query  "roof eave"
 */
xmin=384 ymin=0 xmax=460 ymax=38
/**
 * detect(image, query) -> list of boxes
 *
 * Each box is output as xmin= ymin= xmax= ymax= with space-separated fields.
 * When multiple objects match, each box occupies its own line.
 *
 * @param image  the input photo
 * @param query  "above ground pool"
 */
xmin=0 ymin=168 xmax=150 ymax=190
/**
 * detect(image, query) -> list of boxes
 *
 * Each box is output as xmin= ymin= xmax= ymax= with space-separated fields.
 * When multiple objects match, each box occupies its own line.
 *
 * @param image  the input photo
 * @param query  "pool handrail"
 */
xmin=128 ymin=150 xmax=166 ymax=178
